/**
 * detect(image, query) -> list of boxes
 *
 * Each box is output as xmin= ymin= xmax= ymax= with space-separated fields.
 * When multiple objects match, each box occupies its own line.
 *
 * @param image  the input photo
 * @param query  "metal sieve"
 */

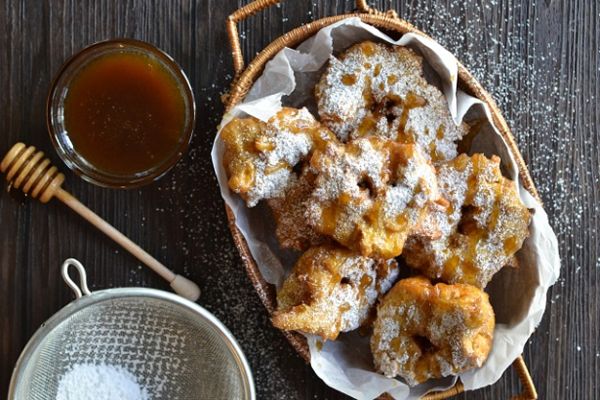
xmin=8 ymin=258 xmax=255 ymax=400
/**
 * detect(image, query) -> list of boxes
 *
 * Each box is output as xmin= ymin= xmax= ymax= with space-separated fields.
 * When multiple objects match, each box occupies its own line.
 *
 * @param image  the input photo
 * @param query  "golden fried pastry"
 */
xmin=267 ymin=168 xmax=326 ymax=251
xmin=315 ymin=41 xmax=468 ymax=162
xmin=371 ymin=276 xmax=494 ymax=386
xmin=221 ymin=107 xmax=336 ymax=207
xmin=306 ymin=136 xmax=444 ymax=259
xmin=403 ymin=154 xmax=531 ymax=288
xmin=272 ymin=245 xmax=399 ymax=340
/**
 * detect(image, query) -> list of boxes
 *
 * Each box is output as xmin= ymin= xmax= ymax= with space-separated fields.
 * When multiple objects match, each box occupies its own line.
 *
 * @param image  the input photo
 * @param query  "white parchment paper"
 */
xmin=211 ymin=17 xmax=561 ymax=400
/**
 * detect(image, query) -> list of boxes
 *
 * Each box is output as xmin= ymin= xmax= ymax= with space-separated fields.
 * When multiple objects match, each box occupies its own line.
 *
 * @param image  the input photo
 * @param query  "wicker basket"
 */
xmin=222 ymin=1 xmax=539 ymax=399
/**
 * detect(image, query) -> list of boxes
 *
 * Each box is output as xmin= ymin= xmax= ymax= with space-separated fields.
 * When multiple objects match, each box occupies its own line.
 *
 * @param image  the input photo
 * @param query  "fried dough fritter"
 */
xmin=221 ymin=107 xmax=336 ymax=207
xmin=306 ymin=136 xmax=444 ymax=259
xmin=272 ymin=245 xmax=399 ymax=340
xmin=371 ymin=276 xmax=494 ymax=386
xmin=403 ymin=153 xmax=531 ymax=288
xmin=315 ymin=41 xmax=468 ymax=162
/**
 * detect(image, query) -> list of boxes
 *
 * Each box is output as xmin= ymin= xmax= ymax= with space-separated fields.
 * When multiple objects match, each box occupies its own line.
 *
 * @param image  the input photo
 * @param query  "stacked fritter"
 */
xmin=221 ymin=41 xmax=531 ymax=386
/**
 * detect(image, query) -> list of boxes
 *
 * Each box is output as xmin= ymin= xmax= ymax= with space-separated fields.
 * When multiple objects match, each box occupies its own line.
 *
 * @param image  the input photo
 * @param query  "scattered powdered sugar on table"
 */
xmin=56 ymin=363 xmax=149 ymax=400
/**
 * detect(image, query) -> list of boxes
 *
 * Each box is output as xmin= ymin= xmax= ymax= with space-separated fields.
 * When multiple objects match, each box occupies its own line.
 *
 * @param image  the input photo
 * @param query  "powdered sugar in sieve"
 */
xmin=8 ymin=259 xmax=255 ymax=400
xmin=56 ymin=363 xmax=149 ymax=400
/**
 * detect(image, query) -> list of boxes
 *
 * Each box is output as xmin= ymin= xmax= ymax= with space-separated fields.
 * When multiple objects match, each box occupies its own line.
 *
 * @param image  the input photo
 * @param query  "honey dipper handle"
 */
xmin=54 ymin=188 xmax=201 ymax=301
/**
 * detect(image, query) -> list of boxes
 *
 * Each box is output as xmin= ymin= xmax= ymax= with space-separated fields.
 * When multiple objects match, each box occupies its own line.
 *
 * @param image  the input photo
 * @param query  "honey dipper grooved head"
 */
xmin=1 ymin=143 xmax=65 ymax=203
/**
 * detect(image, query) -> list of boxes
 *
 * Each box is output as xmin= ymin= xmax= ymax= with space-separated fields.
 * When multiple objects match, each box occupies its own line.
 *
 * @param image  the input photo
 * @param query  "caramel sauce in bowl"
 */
xmin=47 ymin=39 xmax=195 ymax=188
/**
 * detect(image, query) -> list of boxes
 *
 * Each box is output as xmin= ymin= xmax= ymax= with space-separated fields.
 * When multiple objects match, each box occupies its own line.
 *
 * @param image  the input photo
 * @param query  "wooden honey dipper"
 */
xmin=1 ymin=143 xmax=200 ymax=301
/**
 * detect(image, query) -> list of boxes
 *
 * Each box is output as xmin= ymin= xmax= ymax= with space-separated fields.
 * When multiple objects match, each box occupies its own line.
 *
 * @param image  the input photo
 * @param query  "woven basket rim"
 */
xmin=222 ymin=8 xmax=539 ymax=400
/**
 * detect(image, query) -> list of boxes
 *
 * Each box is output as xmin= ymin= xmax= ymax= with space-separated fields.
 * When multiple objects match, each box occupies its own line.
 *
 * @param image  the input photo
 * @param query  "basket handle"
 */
xmin=226 ymin=0 xmax=396 ymax=77
xmin=511 ymin=355 xmax=538 ymax=400
xmin=421 ymin=355 xmax=538 ymax=400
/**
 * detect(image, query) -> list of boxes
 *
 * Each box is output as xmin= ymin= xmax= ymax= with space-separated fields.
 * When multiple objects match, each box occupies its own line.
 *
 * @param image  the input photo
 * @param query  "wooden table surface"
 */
xmin=1 ymin=0 xmax=598 ymax=398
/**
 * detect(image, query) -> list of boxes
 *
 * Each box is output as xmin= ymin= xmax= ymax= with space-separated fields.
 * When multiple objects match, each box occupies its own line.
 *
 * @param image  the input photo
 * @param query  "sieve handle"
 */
xmin=61 ymin=258 xmax=92 ymax=299
xmin=226 ymin=0 xmax=391 ymax=78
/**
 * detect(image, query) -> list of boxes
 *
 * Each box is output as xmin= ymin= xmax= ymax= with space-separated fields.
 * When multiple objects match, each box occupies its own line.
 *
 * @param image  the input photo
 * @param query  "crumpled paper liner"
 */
xmin=211 ymin=17 xmax=560 ymax=400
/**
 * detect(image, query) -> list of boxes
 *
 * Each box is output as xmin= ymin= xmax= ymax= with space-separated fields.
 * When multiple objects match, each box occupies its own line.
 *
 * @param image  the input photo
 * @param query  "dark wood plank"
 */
xmin=1 ymin=0 xmax=598 ymax=398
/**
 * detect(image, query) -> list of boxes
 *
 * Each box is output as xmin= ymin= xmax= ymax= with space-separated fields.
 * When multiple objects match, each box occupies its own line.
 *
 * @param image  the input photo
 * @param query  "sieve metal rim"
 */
xmin=8 ymin=259 xmax=256 ymax=400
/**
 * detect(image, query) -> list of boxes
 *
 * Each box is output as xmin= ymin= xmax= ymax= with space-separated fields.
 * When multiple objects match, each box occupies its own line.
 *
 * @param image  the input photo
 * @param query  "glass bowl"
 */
xmin=47 ymin=39 xmax=195 ymax=188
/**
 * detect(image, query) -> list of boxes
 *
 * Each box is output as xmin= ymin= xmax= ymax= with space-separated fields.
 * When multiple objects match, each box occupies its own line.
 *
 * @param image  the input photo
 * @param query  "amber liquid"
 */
xmin=64 ymin=51 xmax=186 ymax=176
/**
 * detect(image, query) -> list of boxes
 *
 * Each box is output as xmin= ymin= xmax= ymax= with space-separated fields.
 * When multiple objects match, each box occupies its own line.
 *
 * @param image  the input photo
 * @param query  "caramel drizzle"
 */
xmin=395 ymin=91 xmax=427 ymax=144
xmin=441 ymin=155 xmax=506 ymax=284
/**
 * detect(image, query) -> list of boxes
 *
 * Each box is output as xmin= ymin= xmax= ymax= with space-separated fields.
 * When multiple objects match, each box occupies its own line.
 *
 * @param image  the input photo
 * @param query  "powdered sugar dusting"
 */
xmin=273 ymin=247 xmax=399 ymax=339
xmin=337 ymin=256 xmax=399 ymax=332
xmin=371 ymin=278 xmax=494 ymax=386
xmin=307 ymin=136 xmax=440 ymax=257
xmin=384 ymin=145 xmax=439 ymax=219
xmin=404 ymin=154 xmax=531 ymax=288
xmin=316 ymin=42 xmax=468 ymax=162
xmin=267 ymin=169 xmax=324 ymax=250
xmin=247 ymin=167 xmax=297 ymax=207
xmin=223 ymin=107 xmax=328 ymax=207
xmin=242 ymin=109 xmax=314 ymax=206
xmin=311 ymin=137 xmax=386 ymax=203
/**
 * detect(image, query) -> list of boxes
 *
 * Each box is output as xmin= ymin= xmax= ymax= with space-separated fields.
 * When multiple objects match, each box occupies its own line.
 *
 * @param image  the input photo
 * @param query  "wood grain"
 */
xmin=0 ymin=0 xmax=597 ymax=399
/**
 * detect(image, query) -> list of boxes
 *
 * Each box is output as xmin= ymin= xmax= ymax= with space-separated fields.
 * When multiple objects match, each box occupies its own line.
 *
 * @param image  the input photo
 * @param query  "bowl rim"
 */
xmin=46 ymin=38 xmax=196 ymax=189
